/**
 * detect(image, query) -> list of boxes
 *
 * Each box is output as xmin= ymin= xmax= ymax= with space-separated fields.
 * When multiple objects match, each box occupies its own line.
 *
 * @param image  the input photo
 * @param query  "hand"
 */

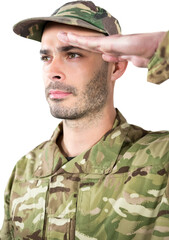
xmin=57 ymin=31 xmax=166 ymax=68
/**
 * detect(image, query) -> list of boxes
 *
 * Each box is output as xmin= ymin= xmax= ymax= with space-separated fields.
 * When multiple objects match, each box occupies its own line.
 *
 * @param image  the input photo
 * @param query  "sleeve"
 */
xmin=0 ymin=167 xmax=16 ymax=240
xmin=147 ymin=31 xmax=169 ymax=84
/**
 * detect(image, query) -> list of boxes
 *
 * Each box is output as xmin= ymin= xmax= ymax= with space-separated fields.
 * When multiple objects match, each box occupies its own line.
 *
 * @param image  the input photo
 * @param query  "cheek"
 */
xmin=42 ymin=68 xmax=49 ymax=87
xmin=71 ymin=64 xmax=93 ymax=82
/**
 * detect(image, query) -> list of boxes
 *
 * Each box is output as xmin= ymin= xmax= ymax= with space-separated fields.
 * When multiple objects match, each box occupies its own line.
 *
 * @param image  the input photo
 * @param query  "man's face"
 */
xmin=41 ymin=23 xmax=113 ymax=120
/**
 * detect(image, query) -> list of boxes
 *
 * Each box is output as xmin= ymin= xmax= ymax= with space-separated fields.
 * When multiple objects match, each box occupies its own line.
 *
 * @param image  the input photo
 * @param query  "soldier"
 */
xmin=0 ymin=1 xmax=169 ymax=239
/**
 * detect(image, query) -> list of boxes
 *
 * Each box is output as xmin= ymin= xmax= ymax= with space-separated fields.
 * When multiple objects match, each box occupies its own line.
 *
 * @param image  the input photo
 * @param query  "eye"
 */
xmin=40 ymin=56 xmax=51 ymax=62
xmin=67 ymin=52 xmax=81 ymax=59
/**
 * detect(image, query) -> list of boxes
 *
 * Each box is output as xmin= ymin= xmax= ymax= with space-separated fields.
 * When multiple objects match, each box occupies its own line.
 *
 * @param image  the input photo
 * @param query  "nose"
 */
xmin=44 ymin=56 xmax=66 ymax=82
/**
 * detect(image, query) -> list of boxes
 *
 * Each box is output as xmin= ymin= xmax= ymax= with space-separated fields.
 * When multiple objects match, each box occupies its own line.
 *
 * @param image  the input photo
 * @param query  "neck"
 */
xmin=59 ymin=107 xmax=116 ymax=157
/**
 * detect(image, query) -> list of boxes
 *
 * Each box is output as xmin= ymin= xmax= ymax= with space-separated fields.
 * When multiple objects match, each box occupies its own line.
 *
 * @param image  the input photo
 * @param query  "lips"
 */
xmin=49 ymin=89 xmax=71 ymax=99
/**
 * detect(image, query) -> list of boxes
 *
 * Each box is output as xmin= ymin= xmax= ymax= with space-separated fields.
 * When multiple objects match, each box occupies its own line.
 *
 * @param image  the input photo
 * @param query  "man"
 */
xmin=0 ymin=1 xmax=169 ymax=239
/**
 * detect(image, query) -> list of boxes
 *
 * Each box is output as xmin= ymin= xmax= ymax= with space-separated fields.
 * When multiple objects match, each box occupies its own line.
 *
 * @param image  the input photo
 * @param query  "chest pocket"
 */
xmin=75 ymin=173 xmax=126 ymax=237
xmin=10 ymin=178 xmax=48 ymax=239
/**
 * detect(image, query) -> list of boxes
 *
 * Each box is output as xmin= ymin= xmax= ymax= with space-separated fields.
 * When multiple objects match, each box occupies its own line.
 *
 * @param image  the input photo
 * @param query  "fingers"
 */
xmin=57 ymin=32 xmax=103 ymax=53
xmin=57 ymin=32 xmax=69 ymax=43
xmin=58 ymin=32 xmax=129 ymax=64
xmin=57 ymin=31 xmax=164 ymax=68
xmin=102 ymin=54 xmax=127 ymax=63
xmin=57 ymin=32 xmax=128 ymax=56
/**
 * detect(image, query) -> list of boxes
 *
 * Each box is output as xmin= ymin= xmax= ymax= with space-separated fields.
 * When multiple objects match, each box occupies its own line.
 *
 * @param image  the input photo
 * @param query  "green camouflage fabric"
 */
xmin=13 ymin=1 xmax=121 ymax=42
xmin=0 ymin=109 xmax=169 ymax=240
xmin=148 ymin=31 xmax=169 ymax=84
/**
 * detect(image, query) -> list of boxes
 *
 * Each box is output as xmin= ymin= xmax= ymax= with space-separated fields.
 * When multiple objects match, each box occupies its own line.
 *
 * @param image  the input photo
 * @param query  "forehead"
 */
xmin=42 ymin=22 xmax=104 ymax=41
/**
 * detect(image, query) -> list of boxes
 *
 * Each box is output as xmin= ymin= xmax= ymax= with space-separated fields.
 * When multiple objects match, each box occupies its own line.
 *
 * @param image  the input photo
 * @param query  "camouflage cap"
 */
xmin=13 ymin=0 xmax=121 ymax=42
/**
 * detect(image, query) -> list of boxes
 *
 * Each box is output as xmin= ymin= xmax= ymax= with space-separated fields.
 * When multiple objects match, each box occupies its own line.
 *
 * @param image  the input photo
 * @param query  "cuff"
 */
xmin=147 ymin=31 xmax=169 ymax=84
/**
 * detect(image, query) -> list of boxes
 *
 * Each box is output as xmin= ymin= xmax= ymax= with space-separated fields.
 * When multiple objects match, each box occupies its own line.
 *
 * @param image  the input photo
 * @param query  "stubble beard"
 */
xmin=46 ymin=62 xmax=109 ymax=120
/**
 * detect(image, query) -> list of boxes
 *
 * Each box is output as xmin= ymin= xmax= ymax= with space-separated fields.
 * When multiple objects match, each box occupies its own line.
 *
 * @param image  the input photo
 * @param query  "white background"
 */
xmin=0 ymin=0 xmax=168 ymax=226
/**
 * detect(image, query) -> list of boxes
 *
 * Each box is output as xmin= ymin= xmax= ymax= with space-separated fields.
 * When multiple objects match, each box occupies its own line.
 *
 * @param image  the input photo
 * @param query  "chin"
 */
xmin=50 ymin=108 xmax=87 ymax=120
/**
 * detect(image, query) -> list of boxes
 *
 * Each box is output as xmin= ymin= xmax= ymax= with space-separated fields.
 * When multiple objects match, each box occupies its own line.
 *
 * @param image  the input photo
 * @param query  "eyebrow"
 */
xmin=40 ymin=46 xmax=83 ymax=55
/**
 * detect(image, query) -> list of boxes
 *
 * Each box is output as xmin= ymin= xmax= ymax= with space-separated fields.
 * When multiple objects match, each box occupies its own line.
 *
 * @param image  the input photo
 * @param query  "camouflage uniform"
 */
xmin=148 ymin=31 xmax=169 ymax=84
xmin=1 ymin=1 xmax=169 ymax=239
xmin=1 ymin=109 xmax=169 ymax=240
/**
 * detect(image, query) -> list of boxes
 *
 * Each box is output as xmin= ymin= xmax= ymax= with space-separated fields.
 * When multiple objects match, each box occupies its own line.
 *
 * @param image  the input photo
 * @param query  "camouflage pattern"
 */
xmin=0 ymin=109 xmax=169 ymax=239
xmin=1 ymin=2 xmax=168 ymax=239
xmin=148 ymin=31 xmax=169 ymax=84
xmin=13 ymin=1 xmax=121 ymax=42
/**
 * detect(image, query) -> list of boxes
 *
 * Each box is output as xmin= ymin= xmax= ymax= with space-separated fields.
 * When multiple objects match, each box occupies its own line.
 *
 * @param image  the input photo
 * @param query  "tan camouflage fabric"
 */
xmin=13 ymin=1 xmax=121 ymax=42
xmin=0 ymin=109 xmax=169 ymax=240
xmin=148 ymin=31 xmax=169 ymax=84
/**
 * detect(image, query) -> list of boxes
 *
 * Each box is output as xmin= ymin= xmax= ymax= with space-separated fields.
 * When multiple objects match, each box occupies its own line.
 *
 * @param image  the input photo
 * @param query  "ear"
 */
xmin=111 ymin=61 xmax=128 ymax=82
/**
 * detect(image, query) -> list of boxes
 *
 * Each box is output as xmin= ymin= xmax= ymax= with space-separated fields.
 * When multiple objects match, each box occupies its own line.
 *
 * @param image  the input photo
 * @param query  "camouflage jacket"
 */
xmin=147 ymin=31 xmax=169 ymax=84
xmin=0 ymin=109 xmax=169 ymax=240
xmin=0 ymin=32 xmax=169 ymax=240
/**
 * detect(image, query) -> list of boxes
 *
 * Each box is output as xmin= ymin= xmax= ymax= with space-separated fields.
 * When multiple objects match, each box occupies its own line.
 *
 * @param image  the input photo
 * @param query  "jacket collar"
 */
xmin=34 ymin=110 xmax=132 ymax=177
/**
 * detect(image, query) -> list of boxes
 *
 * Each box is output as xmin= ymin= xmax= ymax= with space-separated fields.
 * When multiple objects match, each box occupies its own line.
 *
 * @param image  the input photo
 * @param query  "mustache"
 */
xmin=45 ymin=82 xmax=77 ymax=96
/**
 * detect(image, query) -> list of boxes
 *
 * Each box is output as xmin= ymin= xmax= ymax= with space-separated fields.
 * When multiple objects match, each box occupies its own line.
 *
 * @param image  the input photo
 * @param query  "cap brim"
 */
xmin=13 ymin=16 xmax=107 ymax=42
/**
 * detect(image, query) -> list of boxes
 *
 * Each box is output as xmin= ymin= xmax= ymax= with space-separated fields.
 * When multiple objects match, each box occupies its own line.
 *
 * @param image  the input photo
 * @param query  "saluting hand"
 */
xmin=57 ymin=31 xmax=166 ymax=68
